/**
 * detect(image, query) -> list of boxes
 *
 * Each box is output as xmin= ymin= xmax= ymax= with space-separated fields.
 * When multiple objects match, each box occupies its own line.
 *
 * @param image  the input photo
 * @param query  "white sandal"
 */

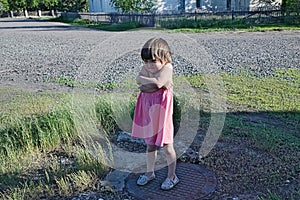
xmin=161 ymin=175 xmax=179 ymax=190
xmin=137 ymin=174 xmax=155 ymax=186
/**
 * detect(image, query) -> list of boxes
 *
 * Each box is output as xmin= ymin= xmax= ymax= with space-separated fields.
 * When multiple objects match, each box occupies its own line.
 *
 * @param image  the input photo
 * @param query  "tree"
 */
xmin=282 ymin=0 xmax=300 ymax=13
xmin=4 ymin=0 xmax=87 ymax=12
xmin=256 ymin=0 xmax=281 ymax=10
xmin=0 ymin=0 xmax=9 ymax=13
xmin=257 ymin=0 xmax=299 ymax=12
xmin=57 ymin=0 xmax=88 ymax=12
xmin=110 ymin=0 xmax=156 ymax=13
xmin=7 ymin=0 xmax=26 ymax=11
xmin=26 ymin=0 xmax=38 ymax=10
xmin=43 ymin=0 xmax=59 ymax=10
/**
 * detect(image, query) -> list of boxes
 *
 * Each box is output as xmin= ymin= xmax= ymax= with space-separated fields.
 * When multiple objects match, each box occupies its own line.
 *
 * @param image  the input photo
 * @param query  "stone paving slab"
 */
xmin=126 ymin=162 xmax=217 ymax=200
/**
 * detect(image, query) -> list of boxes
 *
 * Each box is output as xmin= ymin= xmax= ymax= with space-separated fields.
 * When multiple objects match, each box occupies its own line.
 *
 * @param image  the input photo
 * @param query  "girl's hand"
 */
xmin=163 ymin=81 xmax=173 ymax=89
xmin=139 ymin=84 xmax=159 ymax=93
xmin=137 ymin=64 xmax=173 ymax=89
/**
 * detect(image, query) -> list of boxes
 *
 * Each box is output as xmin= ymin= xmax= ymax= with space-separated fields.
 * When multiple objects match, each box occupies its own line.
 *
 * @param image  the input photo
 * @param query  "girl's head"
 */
xmin=141 ymin=38 xmax=172 ymax=65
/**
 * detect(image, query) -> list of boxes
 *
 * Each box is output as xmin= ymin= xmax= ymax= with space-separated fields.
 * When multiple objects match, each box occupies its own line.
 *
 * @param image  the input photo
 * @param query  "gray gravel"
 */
xmin=0 ymin=18 xmax=299 ymax=91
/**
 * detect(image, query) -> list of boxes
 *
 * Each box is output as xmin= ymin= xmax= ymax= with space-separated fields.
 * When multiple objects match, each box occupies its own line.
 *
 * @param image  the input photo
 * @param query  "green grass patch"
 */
xmin=157 ymin=16 xmax=300 ymax=32
xmin=223 ymin=114 xmax=300 ymax=151
xmin=0 ymin=89 xmax=111 ymax=199
xmin=187 ymin=68 xmax=300 ymax=112
xmin=258 ymin=190 xmax=284 ymax=200
xmin=169 ymin=23 xmax=300 ymax=33
xmin=45 ymin=15 xmax=300 ymax=33
xmin=0 ymin=68 xmax=299 ymax=198
xmin=48 ymin=16 xmax=141 ymax=31
xmin=187 ymin=68 xmax=300 ymax=152
xmin=48 ymin=76 xmax=118 ymax=90
xmin=222 ymin=73 xmax=299 ymax=112
xmin=198 ymin=109 xmax=300 ymax=152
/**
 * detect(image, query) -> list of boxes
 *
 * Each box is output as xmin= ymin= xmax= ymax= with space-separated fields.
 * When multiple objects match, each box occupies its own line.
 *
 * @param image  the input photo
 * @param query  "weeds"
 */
xmin=46 ymin=15 xmax=300 ymax=33
xmin=258 ymin=190 xmax=283 ymax=200
xmin=49 ymin=16 xmax=141 ymax=31
xmin=0 ymin=68 xmax=299 ymax=198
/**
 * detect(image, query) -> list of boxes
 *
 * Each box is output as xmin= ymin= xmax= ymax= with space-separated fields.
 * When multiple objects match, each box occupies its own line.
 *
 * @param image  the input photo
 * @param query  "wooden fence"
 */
xmin=61 ymin=12 xmax=156 ymax=27
xmin=3 ymin=9 xmax=296 ymax=26
xmin=1 ymin=10 xmax=57 ymax=18
xmin=61 ymin=9 xmax=295 ymax=27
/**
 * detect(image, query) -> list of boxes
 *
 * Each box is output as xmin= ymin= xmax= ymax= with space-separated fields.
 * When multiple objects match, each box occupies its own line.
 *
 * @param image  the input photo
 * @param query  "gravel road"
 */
xmin=0 ymin=18 xmax=299 ymax=91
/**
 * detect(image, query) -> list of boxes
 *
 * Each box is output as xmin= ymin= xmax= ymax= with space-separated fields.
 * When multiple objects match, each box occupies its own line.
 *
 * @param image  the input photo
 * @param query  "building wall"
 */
xmin=199 ymin=0 xmax=281 ymax=11
xmin=89 ymin=0 xmax=116 ymax=12
xmin=155 ymin=0 xmax=180 ymax=13
xmin=88 ymin=0 xmax=282 ymax=13
xmin=184 ymin=0 xmax=194 ymax=12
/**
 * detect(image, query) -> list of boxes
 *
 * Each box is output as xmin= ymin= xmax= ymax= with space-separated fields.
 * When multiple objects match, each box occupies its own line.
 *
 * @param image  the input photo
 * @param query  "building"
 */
xmin=89 ymin=0 xmax=117 ymax=12
xmin=89 ymin=0 xmax=282 ymax=13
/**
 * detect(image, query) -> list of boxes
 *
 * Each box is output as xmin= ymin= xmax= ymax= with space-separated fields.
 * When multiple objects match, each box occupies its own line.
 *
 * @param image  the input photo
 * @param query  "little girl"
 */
xmin=132 ymin=38 xmax=179 ymax=190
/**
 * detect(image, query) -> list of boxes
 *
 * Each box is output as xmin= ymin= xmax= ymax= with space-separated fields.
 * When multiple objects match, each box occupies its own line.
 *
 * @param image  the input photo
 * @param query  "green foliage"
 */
xmin=110 ymin=0 xmax=155 ymax=13
xmin=57 ymin=0 xmax=88 ymax=12
xmin=25 ymin=0 xmax=38 ymax=9
xmin=282 ymin=0 xmax=300 ymax=13
xmin=7 ymin=0 xmax=25 ymax=10
xmin=0 ymin=69 xmax=300 ymax=198
xmin=258 ymin=190 xmax=283 ymax=200
xmin=95 ymin=96 xmax=119 ymax=135
xmin=221 ymin=114 xmax=300 ymax=152
xmin=221 ymin=70 xmax=300 ymax=112
xmin=187 ymin=68 xmax=300 ymax=112
xmin=157 ymin=16 xmax=300 ymax=32
xmin=43 ymin=0 xmax=59 ymax=9
xmin=0 ymin=0 xmax=9 ymax=12
xmin=2 ymin=0 xmax=87 ymax=12
xmin=93 ymin=21 xmax=141 ymax=31
xmin=51 ymin=16 xmax=142 ymax=31
xmin=0 ymin=109 xmax=75 ymax=155
xmin=51 ymin=76 xmax=78 ymax=87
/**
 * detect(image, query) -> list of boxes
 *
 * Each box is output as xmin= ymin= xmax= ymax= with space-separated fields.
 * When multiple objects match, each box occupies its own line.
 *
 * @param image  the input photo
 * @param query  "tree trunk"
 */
xmin=38 ymin=10 xmax=42 ymax=17
xmin=24 ymin=9 xmax=28 ymax=18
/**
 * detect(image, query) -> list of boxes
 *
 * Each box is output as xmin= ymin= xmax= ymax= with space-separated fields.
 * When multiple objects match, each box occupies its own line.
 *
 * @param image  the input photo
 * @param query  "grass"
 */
xmin=165 ymin=20 xmax=300 ymax=33
xmin=0 ymin=88 xmax=111 ymax=199
xmin=156 ymin=14 xmax=300 ymax=32
xmin=0 ymin=68 xmax=299 ymax=198
xmin=48 ymin=17 xmax=141 ymax=31
xmin=187 ymin=68 xmax=300 ymax=112
xmin=47 ymin=76 xmax=118 ymax=91
xmin=190 ymin=68 xmax=300 ymax=151
xmin=43 ymin=14 xmax=300 ymax=32
xmin=258 ymin=190 xmax=284 ymax=200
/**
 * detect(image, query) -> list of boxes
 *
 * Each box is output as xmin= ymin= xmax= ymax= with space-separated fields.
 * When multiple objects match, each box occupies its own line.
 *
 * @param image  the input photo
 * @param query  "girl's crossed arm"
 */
xmin=137 ymin=66 xmax=158 ymax=92
xmin=137 ymin=64 xmax=173 ymax=90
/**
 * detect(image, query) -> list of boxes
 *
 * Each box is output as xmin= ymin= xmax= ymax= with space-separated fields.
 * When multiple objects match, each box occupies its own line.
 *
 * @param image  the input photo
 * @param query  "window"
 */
xmin=227 ymin=0 xmax=231 ymax=10
xmin=179 ymin=0 xmax=185 ymax=11
xmin=196 ymin=0 xmax=201 ymax=8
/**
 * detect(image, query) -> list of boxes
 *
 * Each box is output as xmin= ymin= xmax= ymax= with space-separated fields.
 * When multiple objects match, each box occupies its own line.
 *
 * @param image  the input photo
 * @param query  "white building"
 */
xmin=89 ymin=0 xmax=282 ymax=13
xmin=89 ymin=0 xmax=117 ymax=12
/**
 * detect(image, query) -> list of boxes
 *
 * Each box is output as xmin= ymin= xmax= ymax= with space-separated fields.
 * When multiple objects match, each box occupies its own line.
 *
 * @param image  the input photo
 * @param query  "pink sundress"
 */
xmin=132 ymin=88 xmax=174 ymax=147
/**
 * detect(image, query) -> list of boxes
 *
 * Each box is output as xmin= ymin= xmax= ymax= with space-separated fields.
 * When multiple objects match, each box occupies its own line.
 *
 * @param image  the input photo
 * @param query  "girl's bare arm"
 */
xmin=137 ymin=63 xmax=173 ymax=89
xmin=137 ymin=66 xmax=160 ymax=92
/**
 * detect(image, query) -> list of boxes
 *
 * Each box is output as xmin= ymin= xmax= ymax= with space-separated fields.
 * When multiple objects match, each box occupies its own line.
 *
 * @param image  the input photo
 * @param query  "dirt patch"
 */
xmin=186 ymin=132 xmax=300 ymax=199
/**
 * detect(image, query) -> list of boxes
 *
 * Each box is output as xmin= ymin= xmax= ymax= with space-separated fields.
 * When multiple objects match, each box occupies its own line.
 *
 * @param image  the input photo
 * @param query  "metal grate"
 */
xmin=126 ymin=162 xmax=217 ymax=200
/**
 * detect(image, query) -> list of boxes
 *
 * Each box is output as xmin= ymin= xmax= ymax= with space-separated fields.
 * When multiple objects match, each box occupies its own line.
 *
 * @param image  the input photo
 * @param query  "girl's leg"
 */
xmin=146 ymin=144 xmax=157 ymax=177
xmin=163 ymin=143 xmax=177 ymax=179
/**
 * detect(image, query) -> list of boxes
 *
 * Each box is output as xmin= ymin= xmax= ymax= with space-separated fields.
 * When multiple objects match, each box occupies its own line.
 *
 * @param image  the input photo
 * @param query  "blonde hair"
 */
xmin=141 ymin=38 xmax=172 ymax=64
